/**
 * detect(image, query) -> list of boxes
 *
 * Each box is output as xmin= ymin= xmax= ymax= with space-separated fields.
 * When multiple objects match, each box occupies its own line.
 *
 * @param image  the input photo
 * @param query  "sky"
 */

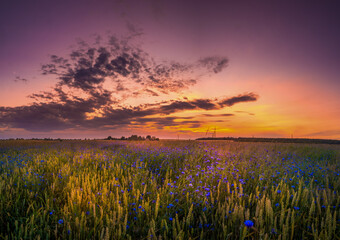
xmin=0 ymin=0 xmax=340 ymax=139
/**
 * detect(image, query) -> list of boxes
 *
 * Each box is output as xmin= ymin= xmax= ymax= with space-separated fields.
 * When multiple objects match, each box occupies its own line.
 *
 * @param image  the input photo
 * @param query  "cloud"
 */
xmin=0 ymin=93 xmax=258 ymax=132
xmin=234 ymin=111 xmax=255 ymax=116
xmin=159 ymin=99 xmax=218 ymax=114
xmin=198 ymin=56 xmax=228 ymax=73
xmin=201 ymin=113 xmax=234 ymax=117
xmin=219 ymin=93 xmax=258 ymax=107
xmin=0 ymin=88 xmax=113 ymax=131
xmin=304 ymin=130 xmax=340 ymax=138
xmin=40 ymin=34 xmax=229 ymax=98
xmin=0 ymin=33 xmax=259 ymax=133
xmin=14 ymin=76 xmax=28 ymax=83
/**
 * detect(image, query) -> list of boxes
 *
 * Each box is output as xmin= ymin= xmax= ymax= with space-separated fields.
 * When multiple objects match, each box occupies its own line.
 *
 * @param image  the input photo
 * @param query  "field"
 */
xmin=0 ymin=140 xmax=339 ymax=239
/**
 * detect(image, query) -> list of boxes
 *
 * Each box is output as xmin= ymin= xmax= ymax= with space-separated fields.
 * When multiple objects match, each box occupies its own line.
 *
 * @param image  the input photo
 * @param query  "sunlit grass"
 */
xmin=0 ymin=140 xmax=339 ymax=239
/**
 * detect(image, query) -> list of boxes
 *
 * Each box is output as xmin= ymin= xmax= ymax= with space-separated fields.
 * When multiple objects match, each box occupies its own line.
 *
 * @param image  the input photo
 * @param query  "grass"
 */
xmin=0 ymin=139 xmax=339 ymax=239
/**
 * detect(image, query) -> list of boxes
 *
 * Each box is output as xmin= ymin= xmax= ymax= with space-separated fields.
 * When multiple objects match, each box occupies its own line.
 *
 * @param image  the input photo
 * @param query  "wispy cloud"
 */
xmin=304 ymin=130 xmax=340 ymax=138
xmin=14 ymin=76 xmax=28 ymax=83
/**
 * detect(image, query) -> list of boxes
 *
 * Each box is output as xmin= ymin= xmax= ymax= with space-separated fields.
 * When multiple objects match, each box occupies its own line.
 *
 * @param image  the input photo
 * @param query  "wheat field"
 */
xmin=0 ymin=140 xmax=339 ymax=239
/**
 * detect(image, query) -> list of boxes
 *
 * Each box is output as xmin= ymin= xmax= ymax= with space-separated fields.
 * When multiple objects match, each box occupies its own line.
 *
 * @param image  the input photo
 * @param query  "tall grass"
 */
xmin=0 ymin=140 xmax=339 ymax=239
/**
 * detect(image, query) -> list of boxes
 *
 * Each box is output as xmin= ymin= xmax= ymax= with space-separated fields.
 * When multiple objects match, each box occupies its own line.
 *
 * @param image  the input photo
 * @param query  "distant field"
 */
xmin=0 ymin=140 xmax=339 ymax=239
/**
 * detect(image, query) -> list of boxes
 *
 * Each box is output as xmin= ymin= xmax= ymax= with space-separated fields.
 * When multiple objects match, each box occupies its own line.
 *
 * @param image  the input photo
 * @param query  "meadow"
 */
xmin=0 ymin=139 xmax=339 ymax=239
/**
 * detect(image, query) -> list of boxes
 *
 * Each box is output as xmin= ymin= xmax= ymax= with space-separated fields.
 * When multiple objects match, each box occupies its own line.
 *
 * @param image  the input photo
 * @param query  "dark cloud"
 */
xmin=0 ymin=88 xmax=113 ymax=131
xmin=159 ymin=99 xmax=218 ymax=115
xmin=40 ymin=34 xmax=228 ymax=98
xmin=201 ymin=113 xmax=234 ymax=117
xmin=0 ymin=93 xmax=258 ymax=132
xmin=219 ymin=93 xmax=258 ymax=107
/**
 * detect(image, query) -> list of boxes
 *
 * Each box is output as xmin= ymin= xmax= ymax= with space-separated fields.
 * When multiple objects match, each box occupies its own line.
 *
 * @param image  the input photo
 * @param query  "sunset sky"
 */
xmin=1 ymin=0 xmax=340 ymax=139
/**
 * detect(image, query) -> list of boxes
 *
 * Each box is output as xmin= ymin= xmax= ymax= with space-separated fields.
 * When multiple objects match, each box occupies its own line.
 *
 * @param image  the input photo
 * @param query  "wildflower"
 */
xmin=58 ymin=219 xmax=64 ymax=224
xmin=244 ymin=220 xmax=254 ymax=228
xmin=275 ymin=203 xmax=280 ymax=207
xmin=294 ymin=206 xmax=300 ymax=210
xmin=277 ymin=190 xmax=281 ymax=193
xmin=169 ymin=217 xmax=173 ymax=221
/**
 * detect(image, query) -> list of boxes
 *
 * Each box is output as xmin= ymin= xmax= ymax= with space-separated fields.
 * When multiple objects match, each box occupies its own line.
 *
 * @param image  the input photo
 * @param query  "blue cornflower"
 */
xmin=294 ymin=206 xmax=300 ymax=210
xmin=244 ymin=220 xmax=254 ymax=228
xmin=275 ymin=203 xmax=280 ymax=207
xmin=58 ymin=219 xmax=64 ymax=224
xmin=169 ymin=217 xmax=173 ymax=221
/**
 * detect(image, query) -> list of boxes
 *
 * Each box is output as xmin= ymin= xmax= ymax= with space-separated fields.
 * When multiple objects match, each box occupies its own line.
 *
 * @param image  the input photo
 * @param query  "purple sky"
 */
xmin=1 ymin=0 xmax=340 ymax=139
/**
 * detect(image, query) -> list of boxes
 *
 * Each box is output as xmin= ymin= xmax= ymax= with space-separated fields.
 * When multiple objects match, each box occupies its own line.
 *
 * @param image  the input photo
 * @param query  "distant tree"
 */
xmin=106 ymin=136 xmax=113 ymax=140
xmin=129 ymin=135 xmax=138 ymax=140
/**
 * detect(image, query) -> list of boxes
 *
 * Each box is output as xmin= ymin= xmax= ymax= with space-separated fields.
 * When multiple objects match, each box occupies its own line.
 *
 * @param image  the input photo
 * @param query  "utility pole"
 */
xmin=212 ymin=127 xmax=217 ymax=138
xmin=205 ymin=127 xmax=210 ymax=137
